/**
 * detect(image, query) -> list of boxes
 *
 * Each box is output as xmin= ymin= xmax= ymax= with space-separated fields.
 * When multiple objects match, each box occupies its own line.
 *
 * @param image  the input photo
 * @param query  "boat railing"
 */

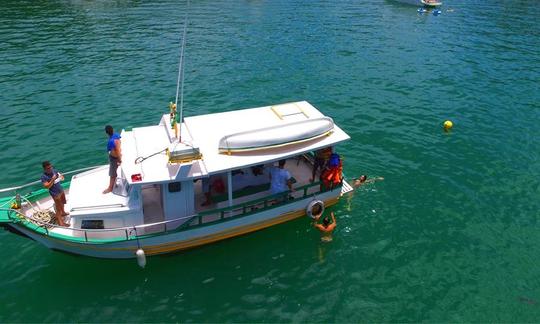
xmin=3 ymin=179 xmax=341 ymax=243
xmin=2 ymin=206 xmax=198 ymax=242
xmin=183 ymin=179 xmax=339 ymax=227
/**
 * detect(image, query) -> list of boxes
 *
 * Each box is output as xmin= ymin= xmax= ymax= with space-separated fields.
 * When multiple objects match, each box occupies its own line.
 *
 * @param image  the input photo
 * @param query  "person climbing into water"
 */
xmin=313 ymin=211 xmax=337 ymax=242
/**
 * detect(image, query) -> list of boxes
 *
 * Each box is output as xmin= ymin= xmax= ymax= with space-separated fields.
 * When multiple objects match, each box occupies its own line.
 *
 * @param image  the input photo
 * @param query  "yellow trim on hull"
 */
xmin=143 ymin=197 xmax=339 ymax=255
xmin=38 ymin=197 xmax=340 ymax=255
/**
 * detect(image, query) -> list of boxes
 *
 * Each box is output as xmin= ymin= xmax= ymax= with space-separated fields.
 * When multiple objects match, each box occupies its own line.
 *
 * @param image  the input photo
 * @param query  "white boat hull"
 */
xmin=420 ymin=0 xmax=442 ymax=6
xmin=10 ymin=190 xmax=343 ymax=258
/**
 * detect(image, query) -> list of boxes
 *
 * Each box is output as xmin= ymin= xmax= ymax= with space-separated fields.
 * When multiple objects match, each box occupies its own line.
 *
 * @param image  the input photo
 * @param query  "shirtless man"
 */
xmin=313 ymin=211 xmax=337 ymax=242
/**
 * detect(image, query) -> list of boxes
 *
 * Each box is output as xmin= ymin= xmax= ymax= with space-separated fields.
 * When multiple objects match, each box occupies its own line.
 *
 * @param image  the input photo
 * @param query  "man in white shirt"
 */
xmin=269 ymin=159 xmax=294 ymax=195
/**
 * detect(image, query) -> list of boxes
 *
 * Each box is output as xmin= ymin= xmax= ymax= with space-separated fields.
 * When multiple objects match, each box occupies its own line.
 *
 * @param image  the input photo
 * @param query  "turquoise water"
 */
xmin=1 ymin=0 xmax=539 ymax=321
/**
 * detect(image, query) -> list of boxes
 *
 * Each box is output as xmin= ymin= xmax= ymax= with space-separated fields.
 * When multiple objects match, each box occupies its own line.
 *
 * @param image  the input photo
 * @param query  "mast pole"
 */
xmin=174 ymin=1 xmax=189 ymax=141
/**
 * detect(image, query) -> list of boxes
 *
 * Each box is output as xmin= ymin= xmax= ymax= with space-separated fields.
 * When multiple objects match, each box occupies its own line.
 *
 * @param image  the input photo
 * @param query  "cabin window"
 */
xmin=168 ymin=182 xmax=182 ymax=193
xmin=81 ymin=220 xmax=105 ymax=229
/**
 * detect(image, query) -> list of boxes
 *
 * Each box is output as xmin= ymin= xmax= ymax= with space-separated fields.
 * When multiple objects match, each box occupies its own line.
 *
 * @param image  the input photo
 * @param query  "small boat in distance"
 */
xmin=390 ymin=0 xmax=442 ymax=7
xmin=421 ymin=0 xmax=442 ymax=7
xmin=0 ymin=101 xmax=353 ymax=259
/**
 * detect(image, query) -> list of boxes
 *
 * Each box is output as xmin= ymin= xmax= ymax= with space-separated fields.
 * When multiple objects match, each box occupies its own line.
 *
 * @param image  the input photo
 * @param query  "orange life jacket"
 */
xmin=322 ymin=160 xmax=343 ymax=186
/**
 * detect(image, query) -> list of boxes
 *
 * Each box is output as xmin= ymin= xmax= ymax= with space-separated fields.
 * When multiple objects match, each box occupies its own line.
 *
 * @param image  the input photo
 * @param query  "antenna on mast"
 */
xmin=174 ymin=0 xmax=190 ymax=141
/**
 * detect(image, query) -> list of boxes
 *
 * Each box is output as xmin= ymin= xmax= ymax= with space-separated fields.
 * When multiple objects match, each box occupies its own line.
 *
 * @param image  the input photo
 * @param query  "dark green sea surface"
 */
xmin=1 ymin=0 xmax=539 ymax=322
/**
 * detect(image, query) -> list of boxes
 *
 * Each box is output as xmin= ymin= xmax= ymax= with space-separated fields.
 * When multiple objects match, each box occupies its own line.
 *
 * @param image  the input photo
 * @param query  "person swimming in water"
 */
xmin=353 ymin=175 xmax=384 ymax=189
xmin=313 ymin=211 xmax=336 ymax=242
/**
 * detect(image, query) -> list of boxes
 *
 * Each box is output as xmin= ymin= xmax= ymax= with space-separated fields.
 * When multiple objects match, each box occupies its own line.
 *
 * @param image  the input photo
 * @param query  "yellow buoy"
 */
xmin=443 ymin=120 xmax=453 ymax=131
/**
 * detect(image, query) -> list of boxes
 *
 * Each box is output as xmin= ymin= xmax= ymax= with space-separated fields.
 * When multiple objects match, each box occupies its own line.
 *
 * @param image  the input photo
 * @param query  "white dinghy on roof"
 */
xmin=218 ymin=116 xmax=334 ymax=153
xmin=216 ymin=102 xmax=336 ymax=153
xmin=185 ymin=101 xmax=349 ymax=175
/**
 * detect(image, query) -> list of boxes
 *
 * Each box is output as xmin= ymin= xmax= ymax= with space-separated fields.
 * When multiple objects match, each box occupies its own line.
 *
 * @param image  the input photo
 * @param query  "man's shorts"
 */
xmin=109 ymin=155 xmax=120 ymax=177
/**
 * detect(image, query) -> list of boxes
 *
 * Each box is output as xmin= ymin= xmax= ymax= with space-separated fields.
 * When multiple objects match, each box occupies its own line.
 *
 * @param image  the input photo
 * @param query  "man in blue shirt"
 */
xmin=103 ymin=125 xmax=122 ymax=194
xmin=41 ymin=161 xmax=69 ymax=226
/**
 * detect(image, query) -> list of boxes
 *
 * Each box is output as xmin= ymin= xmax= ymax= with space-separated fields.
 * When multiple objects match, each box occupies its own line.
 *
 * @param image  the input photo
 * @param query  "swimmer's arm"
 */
xmin=331 ymin=211 xmax=336 ymax=224
xmin=365 ymin=177 xmax=384 ymax=184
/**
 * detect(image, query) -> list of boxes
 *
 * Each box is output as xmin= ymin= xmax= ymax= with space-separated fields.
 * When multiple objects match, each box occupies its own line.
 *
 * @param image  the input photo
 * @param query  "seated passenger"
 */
xmin=249 ymin=165 xmax=269 ymax=187
xmin=251 ymin=165 xmax=264 ymax=176
xmin=231 ymin=168 xmax=249 ymax=191
xmin=201 ymin=175 xmax=226 ymax=206
xmin=269 ymin=159 xmax=294 ymax=196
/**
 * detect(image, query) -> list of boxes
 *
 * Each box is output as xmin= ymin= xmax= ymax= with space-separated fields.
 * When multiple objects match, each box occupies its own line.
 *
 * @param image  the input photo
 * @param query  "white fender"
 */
xmin=136 ymin=249 xmax=146 ymax=268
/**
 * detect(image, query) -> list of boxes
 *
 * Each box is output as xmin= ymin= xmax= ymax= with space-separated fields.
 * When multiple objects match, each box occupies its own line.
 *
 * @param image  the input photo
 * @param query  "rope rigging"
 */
xmin=134 ymin=148 xmax=169 ymax=164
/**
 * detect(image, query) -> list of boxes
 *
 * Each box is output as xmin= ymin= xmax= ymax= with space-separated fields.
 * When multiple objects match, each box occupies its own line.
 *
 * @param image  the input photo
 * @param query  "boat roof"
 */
xmin=121 ymin=101 xmax=350 ymax=184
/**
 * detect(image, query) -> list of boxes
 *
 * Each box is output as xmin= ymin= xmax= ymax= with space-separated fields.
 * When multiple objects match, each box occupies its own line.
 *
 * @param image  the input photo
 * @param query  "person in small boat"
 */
xmin=103 ymin=125 xmax=122 ymax=194
xmin=313 ymin=211 xmax=336 ymax=242
xmin=311 ymin=147 xmax=333 ymax=182
xmin=41 ymin=161 xmax=69 ymax=226
xmin=269 ymin=159 xmax=294 ymax=198
xmin=201 ymin=177 xmax=212 ymax=206
xmin=353 ymin=175 xmax=384 ymax=188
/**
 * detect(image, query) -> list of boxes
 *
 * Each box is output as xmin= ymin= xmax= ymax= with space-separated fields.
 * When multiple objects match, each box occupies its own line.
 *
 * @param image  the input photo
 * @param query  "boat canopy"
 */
xmin=185 ymin=101 xmax=350 ymax=174
xmin=121 ymin=101 xmax=350 ymax=184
